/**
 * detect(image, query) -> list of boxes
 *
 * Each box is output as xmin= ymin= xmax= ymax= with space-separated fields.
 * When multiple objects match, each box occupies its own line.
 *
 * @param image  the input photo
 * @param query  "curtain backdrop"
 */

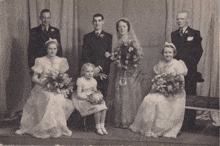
xmin=0 ymin=0 xmax=30 ymax=119
xmin=166 ymin=0 xmax=219 ymax=125
xmin=0 ymin=0 xmax=218 ymax=122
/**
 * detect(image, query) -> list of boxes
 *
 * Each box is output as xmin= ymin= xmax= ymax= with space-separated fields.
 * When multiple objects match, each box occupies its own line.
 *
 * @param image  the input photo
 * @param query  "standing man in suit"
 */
xmin=171 ymin=11 xmax=203 ymax=130
xmin=82 ymin=13 xmax=112 ymax=99
xmin=28 ymin=9 xmax=62 ymax=69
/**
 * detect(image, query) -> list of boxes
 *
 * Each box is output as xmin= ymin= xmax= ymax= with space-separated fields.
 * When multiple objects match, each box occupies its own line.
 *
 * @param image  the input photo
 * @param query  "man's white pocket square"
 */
xmin=187 ymin=36 xmax=194 ymax=41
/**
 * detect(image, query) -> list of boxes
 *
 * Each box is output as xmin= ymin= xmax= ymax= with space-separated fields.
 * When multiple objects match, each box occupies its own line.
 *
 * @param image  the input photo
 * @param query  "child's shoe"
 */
xmin=101 ymin=123 xmax=108 ymax=135
xmin=96 ymin=124 xmax=103 ymax=135
xmin=97 ymin=128 xmax=104 ymax=135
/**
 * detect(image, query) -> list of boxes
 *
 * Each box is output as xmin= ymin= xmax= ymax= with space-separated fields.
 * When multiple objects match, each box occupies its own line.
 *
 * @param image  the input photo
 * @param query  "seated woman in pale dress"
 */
xmin=129 ymin=42 xmax=188 ymax=138
xmin=15 ymin=39 xmax=74 ymax=139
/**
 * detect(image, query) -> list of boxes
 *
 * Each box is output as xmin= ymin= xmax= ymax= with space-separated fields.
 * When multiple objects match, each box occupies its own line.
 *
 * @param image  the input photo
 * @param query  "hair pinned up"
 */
xmin=161 ymin=42 xmax=177 ymax=56
xmin=45 ymin=38 xmax=60 ymax=50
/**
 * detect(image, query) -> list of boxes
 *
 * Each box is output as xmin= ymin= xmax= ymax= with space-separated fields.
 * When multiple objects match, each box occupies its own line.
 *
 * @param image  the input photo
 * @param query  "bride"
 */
xmin=106 ymin=18 xmax=144 ymax=128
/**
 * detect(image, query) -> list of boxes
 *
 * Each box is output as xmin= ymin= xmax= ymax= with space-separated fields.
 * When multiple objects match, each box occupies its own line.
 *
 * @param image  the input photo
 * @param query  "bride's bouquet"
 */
xmin=87 ymin=90 xmax=104 ymax=105
xmin=150 ymin=73 xmax=185 ymax=97
xmin=112 ymin=40 xmax=141 ymax=70
xmin=43 ymin=70 xmax=74 ymax=97
xmin=111 ymin=40 xmax=141 ymax=86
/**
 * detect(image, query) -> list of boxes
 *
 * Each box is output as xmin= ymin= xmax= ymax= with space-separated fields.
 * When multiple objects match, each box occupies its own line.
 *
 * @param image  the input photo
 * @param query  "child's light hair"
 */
xmin=81 ymin=63 xmax=95 ymax=76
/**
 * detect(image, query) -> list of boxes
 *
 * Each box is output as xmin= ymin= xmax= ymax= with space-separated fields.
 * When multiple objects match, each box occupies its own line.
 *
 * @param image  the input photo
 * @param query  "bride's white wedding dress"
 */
xmin=129 ymin=59 xmax=188 ymax=138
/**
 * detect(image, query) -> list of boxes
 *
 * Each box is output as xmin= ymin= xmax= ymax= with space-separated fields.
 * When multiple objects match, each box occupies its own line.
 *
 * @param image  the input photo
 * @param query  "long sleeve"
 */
xmin=96 ymin=33 xmax=112 ymax=73
xmin=185 ymin=30 xmax=203 ymax=66
xmin=56 ymin=29 xmax=63 ymax=57
xmin=82 ymin=34 xmax=92 ymax=65
xmin=28 ymin=29 xmax=40 ymax=69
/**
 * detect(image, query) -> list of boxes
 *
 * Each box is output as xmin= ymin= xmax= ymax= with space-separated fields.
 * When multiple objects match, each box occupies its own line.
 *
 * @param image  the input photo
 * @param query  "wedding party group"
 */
xmin=14 ymin=9 xmax=203 ymax=139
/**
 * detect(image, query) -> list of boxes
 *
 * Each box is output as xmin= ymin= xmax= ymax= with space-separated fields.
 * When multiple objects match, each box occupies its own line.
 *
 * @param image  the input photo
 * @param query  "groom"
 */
xmin=82 ymin=13 xmax=112 ymax=99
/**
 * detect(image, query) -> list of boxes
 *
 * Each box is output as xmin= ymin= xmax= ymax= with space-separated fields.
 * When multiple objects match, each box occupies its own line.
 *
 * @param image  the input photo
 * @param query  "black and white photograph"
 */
xmin=0 ymin=0 xmax=219 ymax=145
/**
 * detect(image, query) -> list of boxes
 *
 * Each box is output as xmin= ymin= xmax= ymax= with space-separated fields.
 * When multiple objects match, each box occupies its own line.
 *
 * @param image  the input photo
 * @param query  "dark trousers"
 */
xmin=96 ymin=78 xmax=109 ymax=100
xmin=182 ymin=73 xmax=197 ymax=129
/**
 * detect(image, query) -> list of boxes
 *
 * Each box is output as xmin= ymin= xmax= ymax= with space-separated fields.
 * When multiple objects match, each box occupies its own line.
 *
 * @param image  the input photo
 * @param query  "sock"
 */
xmin=96 ymin=124 xmax=101 ymax=129
xmin=100 ymin=123 xmax=105 ymax=128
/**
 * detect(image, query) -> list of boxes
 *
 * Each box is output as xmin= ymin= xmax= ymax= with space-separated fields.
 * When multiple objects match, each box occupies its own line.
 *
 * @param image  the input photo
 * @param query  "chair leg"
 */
xmin=84 ymin=117 xmax=87 ymax=132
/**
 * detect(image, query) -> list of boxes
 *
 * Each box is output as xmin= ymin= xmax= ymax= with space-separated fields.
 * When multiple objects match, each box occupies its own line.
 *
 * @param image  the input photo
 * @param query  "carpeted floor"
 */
xmin=0 ymin=117 xmax=219 ymax=146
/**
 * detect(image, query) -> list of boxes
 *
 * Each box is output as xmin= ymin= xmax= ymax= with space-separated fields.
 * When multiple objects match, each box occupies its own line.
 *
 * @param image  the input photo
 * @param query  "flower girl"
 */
xmin=129 ymin=42 xmax=188 ymax=138
xmin=15 ymin=39 xmax=74 ymax=139
xmin=72 ymin=63 xmax=108 ymax=135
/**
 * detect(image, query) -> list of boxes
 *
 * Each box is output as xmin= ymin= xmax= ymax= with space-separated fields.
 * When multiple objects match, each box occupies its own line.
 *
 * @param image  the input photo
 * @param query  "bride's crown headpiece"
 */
xmin=45 ymin=38 xmax=58 ymax=45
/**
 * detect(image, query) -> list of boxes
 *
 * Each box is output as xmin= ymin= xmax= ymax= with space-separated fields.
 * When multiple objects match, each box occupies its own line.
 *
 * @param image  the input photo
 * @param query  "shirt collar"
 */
xmin=41 ymin=25 xmax=49 ymax=31
xmin=181 ymin=26 xmax=188 ymax=34
xmin=95 ymin=29 xmax=102 ymax=35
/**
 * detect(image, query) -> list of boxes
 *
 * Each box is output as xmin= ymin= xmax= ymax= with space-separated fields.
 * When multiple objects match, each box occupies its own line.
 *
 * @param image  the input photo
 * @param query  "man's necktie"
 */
xmin=180 ymin=28 xmax=183 ymax=37
xmin=43 ymin=28 xmax=47 ymax=34
xmin=95 ymin=32 xmax=99 ymax=37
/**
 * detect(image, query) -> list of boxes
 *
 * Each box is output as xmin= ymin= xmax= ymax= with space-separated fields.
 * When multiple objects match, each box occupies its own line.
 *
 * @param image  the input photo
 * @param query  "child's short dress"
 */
xmin=72 ymin=77 xmax=107 ymax=117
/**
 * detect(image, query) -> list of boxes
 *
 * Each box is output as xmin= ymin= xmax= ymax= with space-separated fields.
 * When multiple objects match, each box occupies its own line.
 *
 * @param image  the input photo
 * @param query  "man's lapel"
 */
xmin=174 ymin=28 xmax=181 ymax=40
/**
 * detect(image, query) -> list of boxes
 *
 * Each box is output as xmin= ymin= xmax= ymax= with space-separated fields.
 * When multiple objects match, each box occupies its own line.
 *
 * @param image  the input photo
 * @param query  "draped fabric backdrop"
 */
xmin=0 ymin=0 xmax=219 ymax=123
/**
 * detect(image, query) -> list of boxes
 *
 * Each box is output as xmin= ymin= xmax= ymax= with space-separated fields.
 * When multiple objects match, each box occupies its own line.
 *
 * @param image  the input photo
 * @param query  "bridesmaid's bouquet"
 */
xmin=112 ymin=40 xmax=141 ymax=70
xmin=44 ymin=70 xmax=74 ymax=97
xmin=87 ymin=91 xmax=104 ymax=105
xmin=151 ymin=73 xmax=185 ymax=97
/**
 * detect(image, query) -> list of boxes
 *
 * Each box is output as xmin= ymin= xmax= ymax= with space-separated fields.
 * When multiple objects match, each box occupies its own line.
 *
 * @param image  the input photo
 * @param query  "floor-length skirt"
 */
xmin=129 ymin=90 xmax=185 ymax=138
xmin=108 ymin=64 xmax=143 ymax=128
xmin=15 ymin=85 xmax=75 ymax=139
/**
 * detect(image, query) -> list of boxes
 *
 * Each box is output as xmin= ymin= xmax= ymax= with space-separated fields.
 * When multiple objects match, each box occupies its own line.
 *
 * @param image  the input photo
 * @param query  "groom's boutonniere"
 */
xmin=51 ymin=29 xmax=55 ymax=32
xmin=100 ymin=34 xmax=104 ymax=38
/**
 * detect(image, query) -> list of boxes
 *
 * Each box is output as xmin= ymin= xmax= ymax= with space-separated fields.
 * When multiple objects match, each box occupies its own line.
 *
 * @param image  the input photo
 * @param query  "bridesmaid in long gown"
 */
xmin=15 ymin=39 xmax=74 ymax=139
xmin=130 ymin=42 xmax=188 ymax=138
xmin=106 ymin=18 xmax=143 ymax=128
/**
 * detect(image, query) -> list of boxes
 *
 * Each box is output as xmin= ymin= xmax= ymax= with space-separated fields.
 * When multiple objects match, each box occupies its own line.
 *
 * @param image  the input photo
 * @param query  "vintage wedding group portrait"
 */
xmin=10 ymin=9 xmax=203 ymax=139
xmin=0 ymin=0 xmax=219 ymax=145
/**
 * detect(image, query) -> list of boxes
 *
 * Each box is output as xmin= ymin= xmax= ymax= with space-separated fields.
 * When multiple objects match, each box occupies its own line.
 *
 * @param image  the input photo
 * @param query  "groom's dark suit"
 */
xmin=28 ymin=25 xmax=62 ymax=68
xmin=171 ymin=26 xmax=203 ymax=128
xmin=82 ymin=30 xmax=112 ymax=98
